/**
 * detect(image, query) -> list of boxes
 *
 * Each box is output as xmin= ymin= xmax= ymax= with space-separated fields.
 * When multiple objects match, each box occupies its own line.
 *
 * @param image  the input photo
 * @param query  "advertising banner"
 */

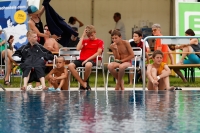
xmin=178 ymin=2 xmax=200 ymax=77
xmin=0 ymin=0 xmax=28 ymax=49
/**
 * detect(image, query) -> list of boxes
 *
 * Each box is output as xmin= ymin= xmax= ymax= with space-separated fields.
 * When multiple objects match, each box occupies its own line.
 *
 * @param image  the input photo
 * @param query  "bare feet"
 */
xmin=42 ymin=87 xmax=48 ymax=90
xmin=21 ymin=86 xmax=26 ymax=91
xmin=120 ymin=80 xmax=124 ymax=90
xmin=165 ymin=86 xmax=174 ymax=91
xmin=115 ymin=83 xmax=120 ymax=90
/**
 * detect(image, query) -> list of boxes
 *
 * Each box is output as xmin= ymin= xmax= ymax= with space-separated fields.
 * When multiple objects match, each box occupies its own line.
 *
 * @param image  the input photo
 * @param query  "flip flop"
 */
xmin=79 ymin=85 xmax=86 ymax=90
xmin=86 ymin=84 xmax=91 ymax=91
xmin=4 ymin=80 xmax=10 ymax=86
xmin=175 ymin=87 xmax=182 ymax=90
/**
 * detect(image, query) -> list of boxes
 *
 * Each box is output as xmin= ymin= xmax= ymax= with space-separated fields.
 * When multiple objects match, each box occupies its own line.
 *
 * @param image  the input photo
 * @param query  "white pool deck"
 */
xmin=1 ymin=87 xmax=200 ymax=91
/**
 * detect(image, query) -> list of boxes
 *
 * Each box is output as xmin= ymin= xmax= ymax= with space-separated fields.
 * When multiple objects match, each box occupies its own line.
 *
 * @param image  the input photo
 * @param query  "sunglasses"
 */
xmin=44 ymin=29 xmax=49 ymax=31
xmin=152 ymin=29 xmax=157 ymax=32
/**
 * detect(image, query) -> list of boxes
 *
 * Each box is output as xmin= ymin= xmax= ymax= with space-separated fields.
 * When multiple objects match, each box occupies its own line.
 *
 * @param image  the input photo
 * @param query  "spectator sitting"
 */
xmin=173 ymin=29 xmax=200 ymax=82
xmin=68 ymin=25 xmax=104 ymax=90
xmin=0 ymin=29 xmax=16 ymax=85
xmin=129 ymin=30 xmax=150 ymax=84
xmin=108 ymin=30 xmax=134 ymax=90
xmin=146 ymin=50 xmax=174 ymax=90
xmin=12 ymin=30 xmax=54 ymax=91
xmin=43 ymin=24 xmax=59 ymax=52
xmin=45 ymin=56 xmax=68 ymax=91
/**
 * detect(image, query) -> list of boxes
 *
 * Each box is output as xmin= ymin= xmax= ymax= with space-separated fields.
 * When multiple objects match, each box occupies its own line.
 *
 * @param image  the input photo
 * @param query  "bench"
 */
xmin=168 ymin=64 xmax=200 ymax=82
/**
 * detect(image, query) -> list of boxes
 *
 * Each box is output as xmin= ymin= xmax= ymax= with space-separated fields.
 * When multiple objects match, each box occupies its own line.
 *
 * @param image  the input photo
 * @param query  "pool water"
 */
xmin=0 ymin=90 xmax=200 ymax=133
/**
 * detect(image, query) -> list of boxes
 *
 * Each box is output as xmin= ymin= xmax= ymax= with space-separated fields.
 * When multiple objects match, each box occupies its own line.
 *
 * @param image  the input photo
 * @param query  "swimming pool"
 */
xmin=0 ymin=90 xmax=200 ymax=132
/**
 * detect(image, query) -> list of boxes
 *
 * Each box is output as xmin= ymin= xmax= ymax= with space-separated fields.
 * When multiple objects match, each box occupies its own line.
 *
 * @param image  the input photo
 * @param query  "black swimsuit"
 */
xmin=31 ymin=17 xmax=45 ymax=45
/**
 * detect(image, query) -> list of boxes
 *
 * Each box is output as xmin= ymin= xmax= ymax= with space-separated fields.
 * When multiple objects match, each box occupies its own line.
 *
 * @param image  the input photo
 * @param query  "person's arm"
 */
xmin=110 ymin=42 xmax=120 ymax=59
xmin=145 ymin=52 xmax=150 ymax=64
xmin=38 ymin=6 xmax=45 ymax=18
xmin=85 ymin=48 xmax=103 ymax=61
xmin=120 ymin=41 xmax=134 ymax=62
xmin=28 ymin=21 xmax=49 ymax=38
xmin=76 ymin=29 xmax=86 ymax=50
xmin=190 ymin=38 xmax=198 ymax=45
xmin=53 ymin=39 xmax=59 ymax=52
xmin=157 ymin=65 xmax=171 ymax=79
xmin=74 ymin=17 xmax=84 ymax=27
xmin=0 ymin=40 xmax=6 ymax=46
xmin=56 ymin=69 xmax=68 ymax=80
xmin=28 ymin=21 xmax=59 ymax=40
xmin=146 ymin=64 xmax=156 ymax=82
xmin=39 ymin=45 xmax=54 ymax=60
xmin=168 ymin=47 xmax=174 ymax=65
xmin=45 ymin=69 xmax=55 ymax=80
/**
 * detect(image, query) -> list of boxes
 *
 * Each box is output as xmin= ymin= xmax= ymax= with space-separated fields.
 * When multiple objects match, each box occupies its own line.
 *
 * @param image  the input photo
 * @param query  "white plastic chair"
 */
xmin=76 ymin=52 xmax=105 ymax=91
xmin=56 ymin=47 xmax=80 ymax=89
xmin=106 ymin=47 xmax=142 ymax=90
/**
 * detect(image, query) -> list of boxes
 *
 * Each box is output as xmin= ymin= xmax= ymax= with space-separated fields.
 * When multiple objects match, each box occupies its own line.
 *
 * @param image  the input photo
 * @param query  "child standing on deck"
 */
xmin=45 ymin=56 xmax=68 ymax=91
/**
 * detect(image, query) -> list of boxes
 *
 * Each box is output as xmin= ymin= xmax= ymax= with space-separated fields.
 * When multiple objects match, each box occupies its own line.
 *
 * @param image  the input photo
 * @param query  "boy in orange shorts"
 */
xmin=45 ymin=56 xmax=68 ymax=91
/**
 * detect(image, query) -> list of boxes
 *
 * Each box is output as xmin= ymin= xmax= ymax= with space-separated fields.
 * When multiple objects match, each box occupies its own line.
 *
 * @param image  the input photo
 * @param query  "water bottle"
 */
xmin=1 ymin=69 xmax=4 ymax=76
xmin=16 ymin=69 xmax=20 ymax=75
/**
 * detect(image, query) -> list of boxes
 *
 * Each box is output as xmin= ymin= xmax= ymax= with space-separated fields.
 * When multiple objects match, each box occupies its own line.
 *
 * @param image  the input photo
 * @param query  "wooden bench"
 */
xmin=168 ymin=64 xmax=200 ymax=82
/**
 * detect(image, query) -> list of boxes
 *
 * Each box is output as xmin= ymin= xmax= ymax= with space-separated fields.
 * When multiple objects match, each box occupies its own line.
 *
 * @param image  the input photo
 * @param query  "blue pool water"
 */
xmin=0 ymin=90 xmax=200 ymax=133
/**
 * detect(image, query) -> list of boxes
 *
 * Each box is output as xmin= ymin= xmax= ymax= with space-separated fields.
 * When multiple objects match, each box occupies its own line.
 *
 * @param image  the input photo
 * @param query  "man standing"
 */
xmin=68 ymin=25 xmax=104 ymax=90
xmin=152 ymin=24 xmax=174 ymax=64
xmin=109 ymin=12 xmax=126 ymax=40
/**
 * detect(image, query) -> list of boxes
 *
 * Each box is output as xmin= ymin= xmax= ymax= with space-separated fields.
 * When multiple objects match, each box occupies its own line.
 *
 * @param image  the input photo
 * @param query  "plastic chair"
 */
xmin=106 ymin=47 xmax=142 ymax=90
xmin=56 ymin=47 xmax=80 ymax=89
xmin=76 ymin=52 xmax=105 ymax=91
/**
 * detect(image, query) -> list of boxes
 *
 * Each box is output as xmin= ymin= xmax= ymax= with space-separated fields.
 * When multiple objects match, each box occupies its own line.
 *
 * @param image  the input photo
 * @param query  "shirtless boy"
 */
xmin=107 ymin=30 xmax=134 ymax=90
xmin=44 ymin=25 xmax=59 ymax=52
xmin=146 ymin=50 xmax=174 ymax=90
xmin=45 ymin=56 xmax=68 ymax=91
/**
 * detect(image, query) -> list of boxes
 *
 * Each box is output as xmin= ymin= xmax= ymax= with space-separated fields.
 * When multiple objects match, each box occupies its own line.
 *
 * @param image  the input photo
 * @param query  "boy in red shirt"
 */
xmin=68 ymin=25 xmax=104 ymax=90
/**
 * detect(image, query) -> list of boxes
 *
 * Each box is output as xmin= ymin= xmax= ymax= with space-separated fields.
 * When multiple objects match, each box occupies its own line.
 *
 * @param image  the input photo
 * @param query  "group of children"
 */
xmin=13 ymin=25 xmax=103 ymax=91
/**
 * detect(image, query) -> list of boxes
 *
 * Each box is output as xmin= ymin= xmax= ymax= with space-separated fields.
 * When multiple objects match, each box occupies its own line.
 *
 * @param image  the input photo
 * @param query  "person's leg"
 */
xmin=4 ymin=55 xmax=12 ymax=84
xmin=150 ymin=67 xmax=158 ymax=90
xmin=179 ymin=46 xmax=189 ymax=64
xmin=129 ymin=61 xmax=135 ymax=85
xmin=22 ymin=70 xmax=31 ymax=90
xmin=117 ymin=62 xmax=131 ymax=90
xmin=83 ymin=61 xmax=93 ymax=82
xmin=68 ymin=61 xmax=87 ymax=88
xmin=107 ymin=62 xmax=120 ymax=90
xmin=173 ymin=68 xmax=187 ymax=82
xmin=158 ymin=70 xmax=174 ymax=90
xmin=107 ymin=62 xmax=120 ymax=79
xmin=62 ymin=77 xmax=69 ymax=90
xmin=39 ymin=77 xmax=47 ymax=90
xmin=147 ymin=80 xmax=154 ymax=90
xmin=129 ymin=70 xmax=133 ymax=85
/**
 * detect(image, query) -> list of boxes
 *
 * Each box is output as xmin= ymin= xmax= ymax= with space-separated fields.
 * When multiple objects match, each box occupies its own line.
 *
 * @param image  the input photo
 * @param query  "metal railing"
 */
xmin=143 ymin=36 xmax=200 ymax=90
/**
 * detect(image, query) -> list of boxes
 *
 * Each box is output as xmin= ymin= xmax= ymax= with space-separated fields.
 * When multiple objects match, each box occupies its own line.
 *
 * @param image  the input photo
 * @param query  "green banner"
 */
xmin=179 ymin=2 xmax=200 ymax=36
xmin=178 ymin=2 xmax=200 ymax=77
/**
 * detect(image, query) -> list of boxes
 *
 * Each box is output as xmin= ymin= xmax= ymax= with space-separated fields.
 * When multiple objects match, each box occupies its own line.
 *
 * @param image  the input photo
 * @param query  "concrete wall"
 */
xmin=39 ymin=0 xmax=171 ymax=61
